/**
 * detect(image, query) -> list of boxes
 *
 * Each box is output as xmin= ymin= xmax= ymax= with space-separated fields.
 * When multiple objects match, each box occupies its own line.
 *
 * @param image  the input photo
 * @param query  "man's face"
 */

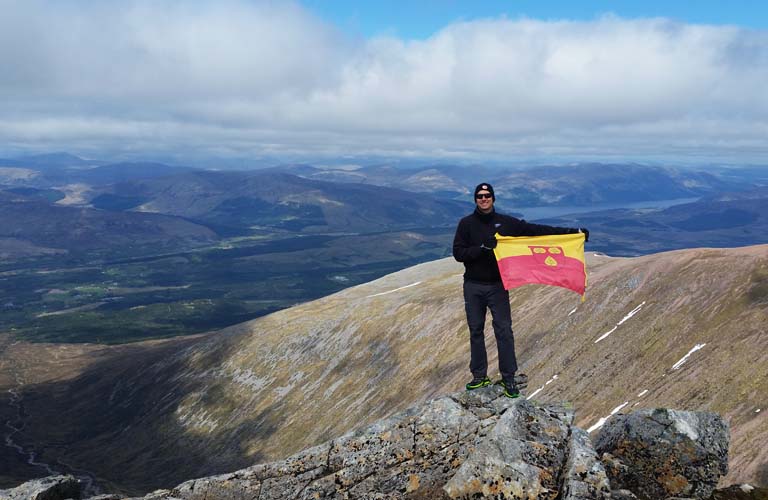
xmin=475 ymin=190 xmax=494 ymax=213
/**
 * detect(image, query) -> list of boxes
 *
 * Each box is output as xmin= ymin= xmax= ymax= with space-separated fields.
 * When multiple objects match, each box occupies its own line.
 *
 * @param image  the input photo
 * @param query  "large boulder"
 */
xmin=0 ymin=474 xmax=81 ymax=500
xmin=594 ymin=408 xmax=729 ymax=499
xmin=443 ymin=400 xmax=573 ymax=499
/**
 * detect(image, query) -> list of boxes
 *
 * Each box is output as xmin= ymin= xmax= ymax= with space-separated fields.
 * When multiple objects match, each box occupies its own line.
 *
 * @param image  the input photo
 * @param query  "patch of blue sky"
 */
xmin=300 ymin=0 xmax=768 ymax=39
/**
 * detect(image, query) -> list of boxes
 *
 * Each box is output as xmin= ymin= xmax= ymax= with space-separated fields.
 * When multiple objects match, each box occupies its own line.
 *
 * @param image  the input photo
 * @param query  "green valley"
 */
xmin=1 ymin=229 xmax=453 ymax=343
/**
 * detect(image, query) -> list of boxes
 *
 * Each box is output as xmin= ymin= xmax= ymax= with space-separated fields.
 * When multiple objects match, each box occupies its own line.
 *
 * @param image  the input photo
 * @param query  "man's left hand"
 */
xmin=480 ymin=236 xmax=497 ymax=249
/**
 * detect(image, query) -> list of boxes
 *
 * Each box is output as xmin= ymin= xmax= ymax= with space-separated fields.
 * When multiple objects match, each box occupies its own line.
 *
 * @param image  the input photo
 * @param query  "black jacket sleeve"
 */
xmin=500 ymin=217 xmax=579 ymax=237
xmin=452 ymin=218 xmax=483 ymax=262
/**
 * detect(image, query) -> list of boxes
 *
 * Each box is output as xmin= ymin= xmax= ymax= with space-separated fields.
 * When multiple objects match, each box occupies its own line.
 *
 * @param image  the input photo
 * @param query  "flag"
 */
xmin=493 ymin=233 xmax=587 ymax=295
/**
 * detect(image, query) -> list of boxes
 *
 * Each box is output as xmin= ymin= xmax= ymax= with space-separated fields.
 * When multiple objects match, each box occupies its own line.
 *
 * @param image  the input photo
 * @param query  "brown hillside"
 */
xmin=1 ymin=245 xmax=766 ymax=493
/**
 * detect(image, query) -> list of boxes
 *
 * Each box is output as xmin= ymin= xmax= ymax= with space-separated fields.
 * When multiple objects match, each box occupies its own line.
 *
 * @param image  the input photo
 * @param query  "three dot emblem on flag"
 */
xmin=530 ymin=246 xmax=564 ymax=267
xmin=494 ymin=234 xmax=587 ymax=295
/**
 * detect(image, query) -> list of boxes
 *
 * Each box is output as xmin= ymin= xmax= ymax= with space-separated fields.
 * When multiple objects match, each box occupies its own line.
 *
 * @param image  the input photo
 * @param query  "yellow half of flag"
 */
xmin=493 ymin=233 xmax=587 ymax=295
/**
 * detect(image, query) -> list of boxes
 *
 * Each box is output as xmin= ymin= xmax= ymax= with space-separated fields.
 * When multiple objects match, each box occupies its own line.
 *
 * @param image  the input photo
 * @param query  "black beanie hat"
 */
xmin=474 ymin=183 xmax=495 ymax=200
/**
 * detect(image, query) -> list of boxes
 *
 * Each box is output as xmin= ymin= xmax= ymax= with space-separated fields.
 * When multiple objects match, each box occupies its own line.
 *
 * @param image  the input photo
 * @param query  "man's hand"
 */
xmin=480 ymin=236 xmax=497 ymax=250
xmin=579 ymin=228 xmax=590 ymax=242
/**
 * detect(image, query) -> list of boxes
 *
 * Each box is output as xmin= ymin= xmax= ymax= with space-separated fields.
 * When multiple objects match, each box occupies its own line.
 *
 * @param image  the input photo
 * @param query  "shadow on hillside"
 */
xmin=0 ymin=245 xmax=498 ymax=498
xmin=2 ymin=324 xmax=462 ymax=496
xmin=2 ymin=331 xmax=288 ymax=495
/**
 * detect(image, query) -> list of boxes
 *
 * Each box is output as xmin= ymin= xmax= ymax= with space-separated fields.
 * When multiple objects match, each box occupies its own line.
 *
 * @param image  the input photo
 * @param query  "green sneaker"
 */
xmin=495 ymin=379 xmax=521 ymax=398
xmin=466 ymin=376 xmax=492 ymax=390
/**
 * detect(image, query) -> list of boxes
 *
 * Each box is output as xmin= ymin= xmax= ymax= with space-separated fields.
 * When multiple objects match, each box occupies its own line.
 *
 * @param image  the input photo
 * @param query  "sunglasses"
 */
xmin=475 ymin=193 xmax=493 ymax=199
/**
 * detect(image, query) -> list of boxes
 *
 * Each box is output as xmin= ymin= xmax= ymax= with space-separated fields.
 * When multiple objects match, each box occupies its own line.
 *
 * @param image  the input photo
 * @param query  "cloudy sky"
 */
xmin=1 ymin=0 xmax=767 ymax=165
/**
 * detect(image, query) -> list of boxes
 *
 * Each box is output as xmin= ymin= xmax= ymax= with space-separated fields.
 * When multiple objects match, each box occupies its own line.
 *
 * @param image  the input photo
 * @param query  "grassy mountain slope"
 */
xmin=1 ymin=245 xmax=766 ymax=494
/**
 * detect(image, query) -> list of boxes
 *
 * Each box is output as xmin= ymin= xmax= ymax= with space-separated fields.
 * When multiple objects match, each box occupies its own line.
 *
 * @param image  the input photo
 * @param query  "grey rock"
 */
xmin=137 ymin=492 xmax=181 ymax=500
xmin=170 ymin=470 xmax=262 ymax=500
xmin=609 ymin=490 xmax=639 ymax=500
xmin=339 ymin=396 xmax=479 ymax=498
xmin=443 ymin=400 xmax=571 ymax=499
xmin=307 ymin=395 xmax=484 ymax=498
xmin=118 ymin=490 xmax=180 ymax=500
xmin=13 ymin=400 xmax=735 ymax=500
xmin=344 ymin=444 xmax=464 ymax=499
xmin=108 ymin=391 xmax=511 ymax=499
xmin=560 ymin=427 xmax=611 ymax=500
xmin=594 ymin=408 xmax=729 ymax=500
xmin=0 ymin=475 xmax=80 ymax=500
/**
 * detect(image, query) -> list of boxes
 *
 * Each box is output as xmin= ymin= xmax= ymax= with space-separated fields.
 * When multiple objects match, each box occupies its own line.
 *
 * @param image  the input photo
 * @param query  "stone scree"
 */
xmin=1 ymin=380 xmax=731 ymax=500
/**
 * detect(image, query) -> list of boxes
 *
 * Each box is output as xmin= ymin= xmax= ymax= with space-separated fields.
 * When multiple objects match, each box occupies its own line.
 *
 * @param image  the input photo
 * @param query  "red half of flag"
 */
xmin=497 ymin=248 xmax=586 ymax=294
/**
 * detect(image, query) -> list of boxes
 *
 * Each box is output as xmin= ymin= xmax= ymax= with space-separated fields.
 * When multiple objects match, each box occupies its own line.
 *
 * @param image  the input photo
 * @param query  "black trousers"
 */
xmin=463 ymin=280 xmax=518 ymax=382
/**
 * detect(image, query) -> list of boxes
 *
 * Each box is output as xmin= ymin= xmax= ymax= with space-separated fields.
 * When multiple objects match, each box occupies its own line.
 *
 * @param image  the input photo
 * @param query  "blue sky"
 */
xmin=302 ymin=0 xmax=768 ymax=39
xmin=1 ymin=0 xmax=767 ymax=166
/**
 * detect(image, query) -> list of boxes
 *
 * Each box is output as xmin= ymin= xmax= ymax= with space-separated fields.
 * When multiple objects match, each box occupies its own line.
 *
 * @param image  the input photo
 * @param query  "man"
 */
xmin=453 ymin=183 xmax=588 ymax=398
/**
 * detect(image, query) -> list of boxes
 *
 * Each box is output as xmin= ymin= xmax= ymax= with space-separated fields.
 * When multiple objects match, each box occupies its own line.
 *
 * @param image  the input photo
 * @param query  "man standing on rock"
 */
xmin=453 ymin=183 xmax=588 ymax=398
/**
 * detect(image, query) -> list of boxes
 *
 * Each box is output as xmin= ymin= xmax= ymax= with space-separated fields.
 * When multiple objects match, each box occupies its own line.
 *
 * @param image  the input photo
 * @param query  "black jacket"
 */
xmin=453 ymin=208 xmax=579 ymax=284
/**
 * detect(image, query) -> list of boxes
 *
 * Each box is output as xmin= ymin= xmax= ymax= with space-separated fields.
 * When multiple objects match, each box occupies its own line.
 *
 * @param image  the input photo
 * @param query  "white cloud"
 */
xmin=1 ymin=1 xmax=767 ymax=162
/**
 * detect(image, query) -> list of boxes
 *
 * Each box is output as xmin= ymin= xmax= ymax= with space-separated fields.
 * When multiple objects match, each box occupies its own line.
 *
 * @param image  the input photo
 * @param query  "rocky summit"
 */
xmin=3 ymin=380 xmax=743 ymax=500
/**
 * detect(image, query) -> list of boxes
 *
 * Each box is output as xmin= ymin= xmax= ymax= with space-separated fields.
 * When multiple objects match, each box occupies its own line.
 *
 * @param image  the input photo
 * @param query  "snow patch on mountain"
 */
xmin=366 ymin=281 xmax=422 ymax=298
xmin=527 ymin=374 xmax=558 ymax=400
xmin=587 ymin=401 xmax=630 ymax=433
xmin=594 ymin=301 xmax=646 ymax=343
xmin=672 ymin=344 xmax=707 ymax=370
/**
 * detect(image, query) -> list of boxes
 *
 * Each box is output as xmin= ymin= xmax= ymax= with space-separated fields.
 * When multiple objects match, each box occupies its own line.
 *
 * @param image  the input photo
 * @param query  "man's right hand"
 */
xmin=480 ymin=236 xmax=497 ymax=250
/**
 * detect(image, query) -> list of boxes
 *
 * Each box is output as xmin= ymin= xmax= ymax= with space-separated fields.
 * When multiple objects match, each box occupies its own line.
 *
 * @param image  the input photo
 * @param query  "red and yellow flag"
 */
xmin=493 ymin=233 xmax=587 ymax=295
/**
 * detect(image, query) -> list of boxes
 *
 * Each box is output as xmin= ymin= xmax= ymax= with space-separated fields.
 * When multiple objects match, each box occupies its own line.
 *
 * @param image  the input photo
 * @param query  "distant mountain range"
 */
xmin=0 ymin=169 xmax=469 ymax=260
xmin=0 ymin=169 xmax=470 ymax=344
xmin=7 ymin=169 xmax=762 ymax=261
xmin=0 ymin=154 xmax=197 ymax=187
xmin=0 ymin=190 xmax=217 ymax=261
xmin=1 ymin=244 xmax=765 ymax=493
xmin=3 ymin=151 xmax=765 ymax=206
xmin=270 ymin=162 xmax=764 ymax=206
xmin=1 ymin=153 xmax=767 ymax=347
xmin=90 ymin=170 xmax=470 ymax=235
xmin=2 ymin=152 xmax=765 ymax=257
xmin=0 ymin=152 xmax=101 ymax=171
xmin=541 ymin=187 xmax=768 ymax=256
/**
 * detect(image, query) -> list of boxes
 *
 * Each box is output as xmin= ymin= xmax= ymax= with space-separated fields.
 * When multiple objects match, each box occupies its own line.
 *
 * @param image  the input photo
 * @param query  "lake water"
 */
xmin=509 ymin=197 xmax=700 ymax=221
